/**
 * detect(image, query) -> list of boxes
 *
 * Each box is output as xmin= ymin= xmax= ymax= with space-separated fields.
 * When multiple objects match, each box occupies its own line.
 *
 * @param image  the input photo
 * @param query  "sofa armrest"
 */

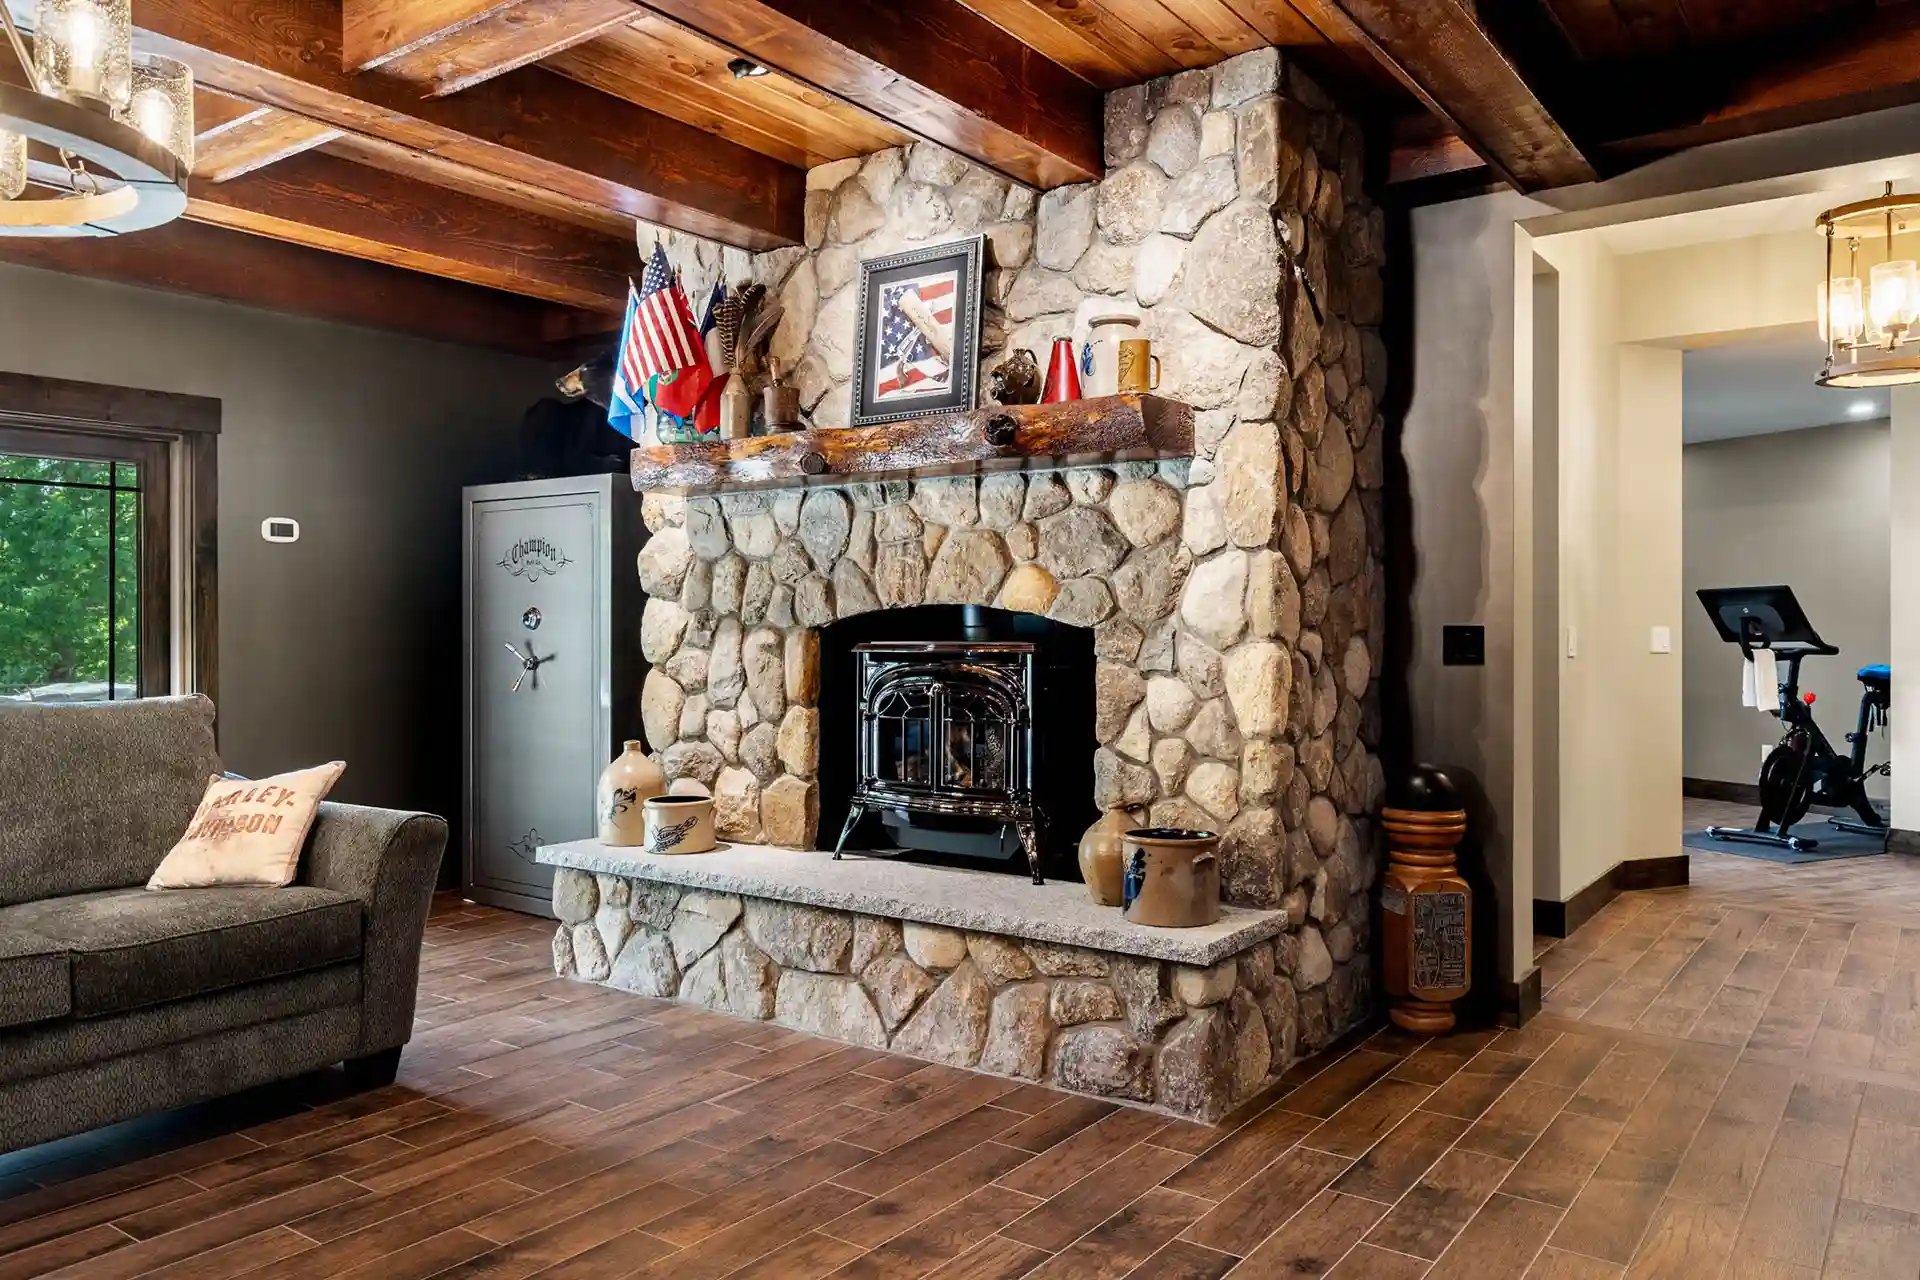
xmin=302 ymin=801 xmax=448 ymax=1055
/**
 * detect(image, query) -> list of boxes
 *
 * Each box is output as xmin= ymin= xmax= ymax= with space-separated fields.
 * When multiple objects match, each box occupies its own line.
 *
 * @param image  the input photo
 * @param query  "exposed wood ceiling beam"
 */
xmin=0 ymin=218 xmax=595 ymax=356
xmin=185 ymin=150 xmax=633 ymax=311
xmin=636 ymin=0 xmax=1104 ymax=187
xmin=1386 ymin=115 xmax=1484 ymax=187
xmin=1290 ymin=0 xmax=1595 ymax=191
xmin=342 ymin=0 xmax=636 ymax=94
xmin=194 ymin=105 xmax=342 ymax=182
xmin=1603 ymin=3 xmax=1920 ymax=159
xmin=324 ymin=133 xmax=636 ymax=238
xmin=132 ymin=0 xmax=804 ymax=248
xmin=544 ymin=15 xmax=912 ymax=170
xmin=1389 ymin=4 xmax=1920 ymax=193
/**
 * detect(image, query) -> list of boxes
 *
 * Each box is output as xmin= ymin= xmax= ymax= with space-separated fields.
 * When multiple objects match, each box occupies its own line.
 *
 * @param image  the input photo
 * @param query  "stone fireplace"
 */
xmin=549 ymin=45 xmax=1389 ymax=1120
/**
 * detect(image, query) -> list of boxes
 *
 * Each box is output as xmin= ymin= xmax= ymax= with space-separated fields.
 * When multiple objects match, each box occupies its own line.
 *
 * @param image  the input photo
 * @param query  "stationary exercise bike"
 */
xmin=1697 ymin=585 xmax=1890 ymax=853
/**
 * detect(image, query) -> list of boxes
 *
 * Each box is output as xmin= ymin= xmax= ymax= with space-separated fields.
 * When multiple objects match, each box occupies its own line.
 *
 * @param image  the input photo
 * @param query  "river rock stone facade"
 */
xmin=552 ymin=867 xmax=1323 ymax=1120
xmin=594 ymin=47 xmax=1388 ymax=1081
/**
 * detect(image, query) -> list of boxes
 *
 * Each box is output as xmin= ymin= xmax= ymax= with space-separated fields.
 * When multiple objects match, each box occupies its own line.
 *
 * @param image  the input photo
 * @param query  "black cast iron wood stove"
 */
xmin=833 ymin=640 xmax=1047 ymax=882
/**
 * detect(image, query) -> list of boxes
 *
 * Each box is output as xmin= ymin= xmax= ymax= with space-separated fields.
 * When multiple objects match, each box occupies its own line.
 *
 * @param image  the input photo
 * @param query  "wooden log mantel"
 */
xmin=628 ymin=395 xmax=1193 ymax=495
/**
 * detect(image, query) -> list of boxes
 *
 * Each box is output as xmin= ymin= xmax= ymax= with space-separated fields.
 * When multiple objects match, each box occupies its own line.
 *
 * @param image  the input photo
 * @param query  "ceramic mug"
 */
xmin=642 ymin=794 xmax=716 ymax=855
xmin=1116 ymin=339 xmax=1161 ymax=394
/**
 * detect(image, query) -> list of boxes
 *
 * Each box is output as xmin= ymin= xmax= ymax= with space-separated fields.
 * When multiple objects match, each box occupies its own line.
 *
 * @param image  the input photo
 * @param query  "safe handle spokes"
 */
xmin=503 ymin=642 xmax=552 ymax=693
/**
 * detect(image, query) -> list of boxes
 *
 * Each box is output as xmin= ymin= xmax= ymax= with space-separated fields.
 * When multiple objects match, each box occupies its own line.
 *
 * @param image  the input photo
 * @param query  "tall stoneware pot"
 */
xmin=1078 ymin=810 xmax=1130 ymax=906
xmin=597 ymin=740 xmax=666 ymax=846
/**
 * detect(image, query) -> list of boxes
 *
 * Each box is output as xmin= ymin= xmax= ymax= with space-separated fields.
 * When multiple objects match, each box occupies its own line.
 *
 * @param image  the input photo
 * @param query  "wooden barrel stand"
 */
xmin=1380 ymin=803 xmax=1471 ymax=1034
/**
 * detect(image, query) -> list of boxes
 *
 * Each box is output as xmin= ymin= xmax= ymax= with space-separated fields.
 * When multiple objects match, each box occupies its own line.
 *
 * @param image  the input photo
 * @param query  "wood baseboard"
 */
xmin=1684 ymin=776 xmax=1762 ymax=805
xmin=1502 ymin=967 xmax=1542 ymax=1026
xmin=1535 ymin=853 xmax=1690 ymax=938
xmin=1888 ymin=828 xmax=1920 ymax=855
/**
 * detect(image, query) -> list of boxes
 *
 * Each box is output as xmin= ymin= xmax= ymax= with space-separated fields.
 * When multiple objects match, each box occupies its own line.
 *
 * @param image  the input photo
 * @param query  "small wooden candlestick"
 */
xmin=1380 ymin=767 xmax=1471 ymax=1034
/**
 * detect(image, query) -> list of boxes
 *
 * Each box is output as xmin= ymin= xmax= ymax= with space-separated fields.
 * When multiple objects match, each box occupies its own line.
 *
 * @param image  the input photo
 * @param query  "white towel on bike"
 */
xmin=1743 ymin=648 xmax=1779 ymax=711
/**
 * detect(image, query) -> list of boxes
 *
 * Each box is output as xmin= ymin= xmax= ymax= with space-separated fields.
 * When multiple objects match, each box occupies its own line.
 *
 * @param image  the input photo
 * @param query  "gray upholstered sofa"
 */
xmin=0 ymin=695 xmax=446 ymax=1155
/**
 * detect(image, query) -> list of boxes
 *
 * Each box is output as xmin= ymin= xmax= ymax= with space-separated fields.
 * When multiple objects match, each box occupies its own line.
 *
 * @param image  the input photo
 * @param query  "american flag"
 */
xmin=875 ymin=275 xmax=955 ymax=399
xmin=616 ymin=245 xmax=712 ymax=422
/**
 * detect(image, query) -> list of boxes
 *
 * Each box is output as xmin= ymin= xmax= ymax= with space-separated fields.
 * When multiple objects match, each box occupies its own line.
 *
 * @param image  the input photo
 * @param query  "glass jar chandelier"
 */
xmin=1818 ymin=183 xmax=1920 ymax=387
xmin=0 ymin=0 xmax=189 ymax=235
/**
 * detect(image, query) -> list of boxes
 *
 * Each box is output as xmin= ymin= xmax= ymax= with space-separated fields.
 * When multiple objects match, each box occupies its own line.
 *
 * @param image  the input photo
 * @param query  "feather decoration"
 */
xmin=736 ymin=290 xmax=783 ymax=377
xmin=714 ymin=292 xmax=746 ymax=370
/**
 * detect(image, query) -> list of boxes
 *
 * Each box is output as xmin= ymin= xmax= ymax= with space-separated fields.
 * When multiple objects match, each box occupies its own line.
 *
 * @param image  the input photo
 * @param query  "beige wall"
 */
xmin=1531 ymin=233 xmax=1686 ymax=900
xmin=1892 ymin=388 xmax=1920 ymax=828
xmin=1682 ymin=420 xmax=1891 ymax=798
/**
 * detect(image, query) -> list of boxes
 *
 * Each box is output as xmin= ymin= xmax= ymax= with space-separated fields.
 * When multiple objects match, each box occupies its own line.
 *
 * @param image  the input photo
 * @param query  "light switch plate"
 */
xmin=1651 ymin=625 xmax=1672 ymax=654
xmin=1566 ymin=626 xmax=1578 ymax=658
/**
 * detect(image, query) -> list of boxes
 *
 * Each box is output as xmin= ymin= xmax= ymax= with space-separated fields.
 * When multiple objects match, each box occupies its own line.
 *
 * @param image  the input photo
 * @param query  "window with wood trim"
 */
xmin=0 ymin=373 xmax=219 ymax=704
xmin=0 ymin=428 xmax=169 ymax=700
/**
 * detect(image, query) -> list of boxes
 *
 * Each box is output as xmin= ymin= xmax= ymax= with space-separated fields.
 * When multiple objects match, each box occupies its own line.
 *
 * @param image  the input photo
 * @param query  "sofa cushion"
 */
xmin=0 ymin=696 xmax=220 ymax=905
xmin=0 ymin=930 xmax=70 ymax=1030
xmin=0 ymin=887 xmax=362 ymax=1017
xmin=0 ymin=964 xmax=361 ymax=1086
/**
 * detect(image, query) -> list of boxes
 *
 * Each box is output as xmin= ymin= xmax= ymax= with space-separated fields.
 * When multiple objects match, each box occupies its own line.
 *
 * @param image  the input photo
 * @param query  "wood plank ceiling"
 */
xmin=1 ymin=0 xmax=1917 ymax=354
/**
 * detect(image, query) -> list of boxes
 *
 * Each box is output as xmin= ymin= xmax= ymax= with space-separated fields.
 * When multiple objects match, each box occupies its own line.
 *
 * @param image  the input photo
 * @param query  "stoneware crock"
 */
xmin=1121 ymin=827 xmax=1222 ymax=928
xmin=597 ymin=739 xmax=666 ymax=846
xmin=1078 ymin=810 xmax=1131 ymax=906
xmin=642 ymin=794 xmax=716 ymax=855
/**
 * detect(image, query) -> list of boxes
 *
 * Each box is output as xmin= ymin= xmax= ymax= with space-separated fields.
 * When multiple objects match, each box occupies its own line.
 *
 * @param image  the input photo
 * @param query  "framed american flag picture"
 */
xmin=850 ymin=236 xmax=984 ymax=427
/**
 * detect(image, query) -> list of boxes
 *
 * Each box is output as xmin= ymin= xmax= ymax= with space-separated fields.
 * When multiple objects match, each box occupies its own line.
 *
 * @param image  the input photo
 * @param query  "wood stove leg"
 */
xmin=832 ymin=804 xmax=866 ymax=860
xmin=1016 ymin=821 xmax=1042 ymax=884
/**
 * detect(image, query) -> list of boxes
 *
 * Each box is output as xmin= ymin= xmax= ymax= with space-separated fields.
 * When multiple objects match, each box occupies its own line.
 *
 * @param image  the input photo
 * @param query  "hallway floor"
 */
xmin=2 ymin=813 xmax=1918 ymax=1279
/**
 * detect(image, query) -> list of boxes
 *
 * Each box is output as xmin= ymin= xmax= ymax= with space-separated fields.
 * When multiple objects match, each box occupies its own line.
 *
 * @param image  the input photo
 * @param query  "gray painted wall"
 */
xmin=0 ymin=261 xmax=557 ymax=834
xmin=1682 ymin=419 xmax=1891 ymax=797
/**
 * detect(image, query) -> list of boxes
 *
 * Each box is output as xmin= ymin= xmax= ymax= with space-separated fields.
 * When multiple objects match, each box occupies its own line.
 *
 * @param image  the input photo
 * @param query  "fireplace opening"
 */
xmin=817 ymin=605 xmax=1096 ymax=882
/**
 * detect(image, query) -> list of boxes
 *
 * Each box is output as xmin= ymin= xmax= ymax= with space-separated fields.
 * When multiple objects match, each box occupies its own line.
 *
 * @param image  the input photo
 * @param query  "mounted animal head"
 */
xmin=555 ymin=347 xmax=616 ymax=409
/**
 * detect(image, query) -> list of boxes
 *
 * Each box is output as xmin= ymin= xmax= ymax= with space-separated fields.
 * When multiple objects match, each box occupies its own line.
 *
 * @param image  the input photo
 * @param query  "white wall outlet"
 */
xmin=260 ymin=517 xmax=300 ymax=544
xmin=1566 ymin=625 xmax=1578 ymax=658
xmin=1650 ymin=625 xmax=1672 ymax=654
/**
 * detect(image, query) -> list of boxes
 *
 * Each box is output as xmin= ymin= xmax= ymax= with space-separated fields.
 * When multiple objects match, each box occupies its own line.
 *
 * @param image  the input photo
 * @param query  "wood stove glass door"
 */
xmin=941 ymin=679 xmax=1015 ymax=794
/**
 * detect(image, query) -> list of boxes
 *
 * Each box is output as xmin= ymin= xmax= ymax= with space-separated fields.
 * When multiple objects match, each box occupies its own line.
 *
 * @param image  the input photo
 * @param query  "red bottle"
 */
xmin=1041 ymin=336 xmax=1082 ymax=403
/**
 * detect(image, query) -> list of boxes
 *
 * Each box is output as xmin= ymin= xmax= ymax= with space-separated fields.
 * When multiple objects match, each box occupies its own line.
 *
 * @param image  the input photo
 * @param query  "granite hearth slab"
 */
xmin=536 ymin=839 xmax=1285 ymax=966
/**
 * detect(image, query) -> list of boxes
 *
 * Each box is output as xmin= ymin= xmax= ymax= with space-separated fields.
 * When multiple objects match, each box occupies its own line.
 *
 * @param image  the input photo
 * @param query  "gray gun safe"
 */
xmin=463 ymin=474 xmax=645 ymax=915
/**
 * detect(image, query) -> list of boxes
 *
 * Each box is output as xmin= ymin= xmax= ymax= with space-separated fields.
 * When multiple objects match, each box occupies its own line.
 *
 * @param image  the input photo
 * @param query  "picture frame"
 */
xmin=850 ymin=236 xmax=984 ymax=427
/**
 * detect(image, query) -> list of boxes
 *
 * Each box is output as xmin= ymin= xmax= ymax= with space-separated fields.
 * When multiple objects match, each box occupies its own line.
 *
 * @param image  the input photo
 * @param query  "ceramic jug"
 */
xmin=1078 ymin=810 xmax=1131 ymax=906
xmin=1083 ymin=311 xmax=1142 ymax=397
xmin=597 ymin=740 xmax=666 ymax=846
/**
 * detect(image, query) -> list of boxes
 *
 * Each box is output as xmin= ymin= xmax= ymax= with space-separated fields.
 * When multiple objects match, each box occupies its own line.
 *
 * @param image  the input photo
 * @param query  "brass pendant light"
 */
xmin=1817 ymin=182 xmax=1920 ymax=387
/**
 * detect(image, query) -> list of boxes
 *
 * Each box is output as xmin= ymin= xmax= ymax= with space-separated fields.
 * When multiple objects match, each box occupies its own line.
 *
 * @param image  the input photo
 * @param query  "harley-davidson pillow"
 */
xmin=147 ymin=762 xmax=346 ymax=889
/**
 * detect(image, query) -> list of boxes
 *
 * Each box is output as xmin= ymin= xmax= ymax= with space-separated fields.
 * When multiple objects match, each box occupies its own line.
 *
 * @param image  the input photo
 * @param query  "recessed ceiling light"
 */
xmin=727 ymin=57 xmax=769 ymax=78
xmin=1848 ymin=398 xmax=1878 ymax=418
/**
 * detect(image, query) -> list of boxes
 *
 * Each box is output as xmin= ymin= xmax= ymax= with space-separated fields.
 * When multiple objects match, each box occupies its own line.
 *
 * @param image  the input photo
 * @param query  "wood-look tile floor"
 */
xmin=3 ymin=802 xmax=1919 ymax=1280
